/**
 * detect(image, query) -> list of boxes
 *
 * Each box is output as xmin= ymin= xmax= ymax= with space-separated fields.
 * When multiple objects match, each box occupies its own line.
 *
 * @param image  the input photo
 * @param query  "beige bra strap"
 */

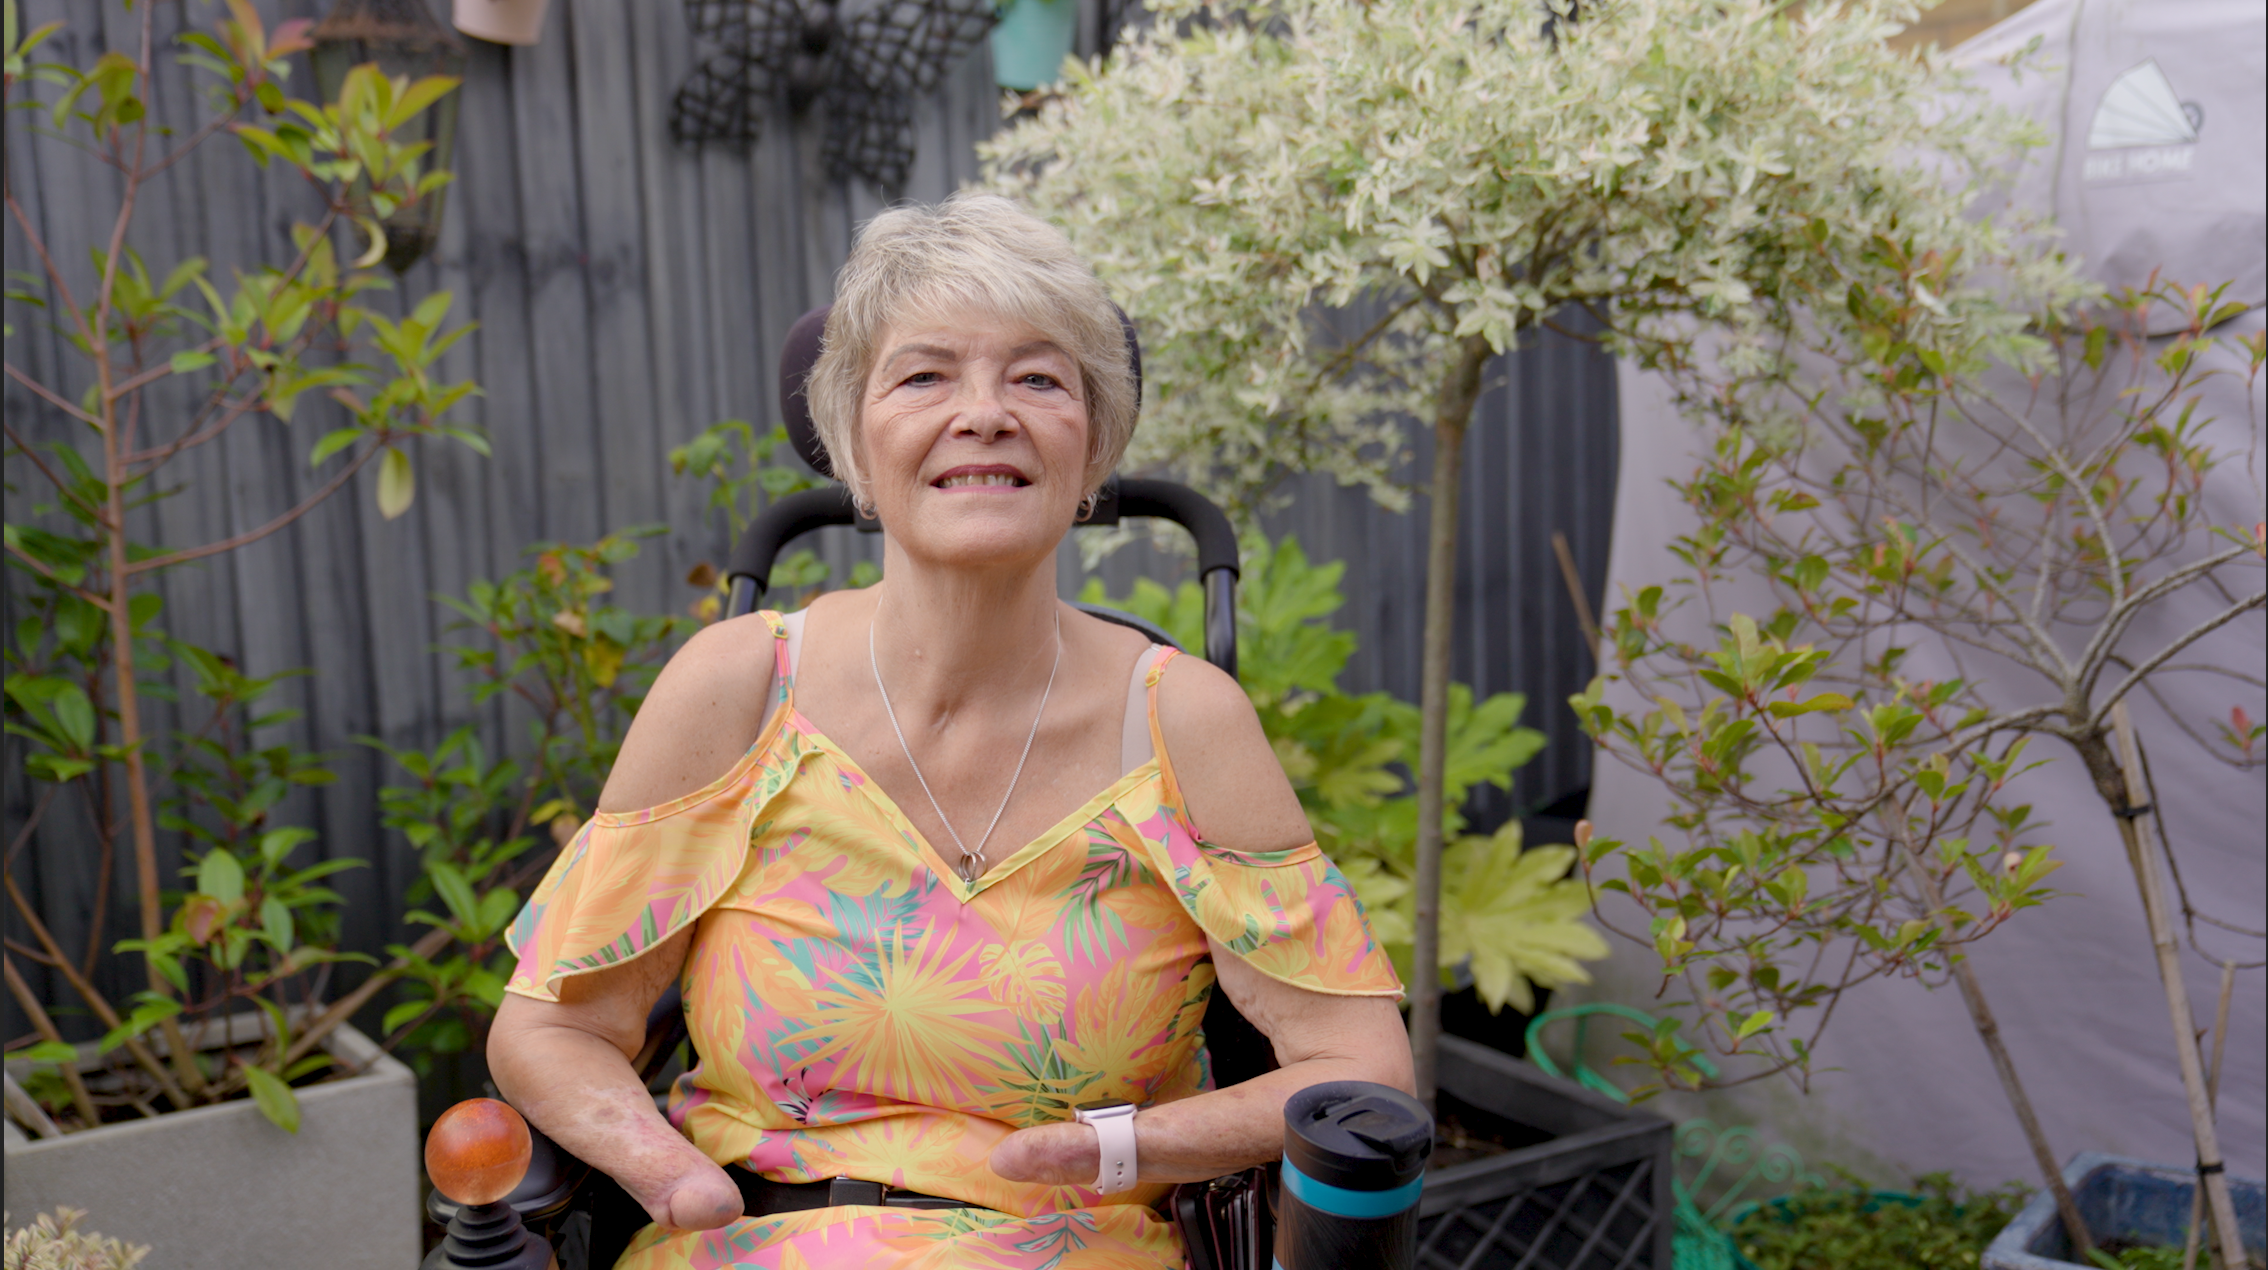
xmin=1121 ymin=645 xmax=1169 ymax=775
xmin=782 ymin=608 xmax=806 ymax=681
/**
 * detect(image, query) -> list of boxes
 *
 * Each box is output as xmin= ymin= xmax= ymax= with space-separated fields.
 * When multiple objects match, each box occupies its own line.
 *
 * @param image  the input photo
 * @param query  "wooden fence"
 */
xmin=2 ymin=0 xmax=1616 ymax=1039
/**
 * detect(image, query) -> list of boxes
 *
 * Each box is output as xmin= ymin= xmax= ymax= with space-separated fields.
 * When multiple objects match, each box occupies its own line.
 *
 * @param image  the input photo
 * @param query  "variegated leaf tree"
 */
xmin=982 ymin=0 xmax=2079 ymax=1119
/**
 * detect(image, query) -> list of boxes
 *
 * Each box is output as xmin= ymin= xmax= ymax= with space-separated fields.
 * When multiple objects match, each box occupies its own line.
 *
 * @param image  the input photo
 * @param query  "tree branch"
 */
xmin=278 ymin=924 xmax=453 ymax=1070
xmin=127 ymin=442 xmax=379 ymax=575
xmin=2 ymin=954 xmax=101 ymax=1129
xmin=2 ymin=870 xmax=189 ymax=1109
xmin=107 ymin=335 xmax=228 ymax=400
xmin=2073 ymin=543 xmax=2260 ymax=697
xmin=4 ymin=193 xmax=94 ymax=354
xmin=4 ymin=362 xmax=102 ymax=427
xmin=2092 ymin=590 xmax=2268 ymax=730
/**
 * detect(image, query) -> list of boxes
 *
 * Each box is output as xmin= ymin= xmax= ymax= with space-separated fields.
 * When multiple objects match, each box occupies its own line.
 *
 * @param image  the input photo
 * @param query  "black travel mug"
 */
xmin=1274 ymin=1081 xmax=1434 ymax=1270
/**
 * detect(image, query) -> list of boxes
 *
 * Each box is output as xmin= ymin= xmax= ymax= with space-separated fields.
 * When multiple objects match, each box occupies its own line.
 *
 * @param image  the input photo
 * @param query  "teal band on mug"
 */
xmin=1279 ymin=1155 xmax=1425 ymax=1219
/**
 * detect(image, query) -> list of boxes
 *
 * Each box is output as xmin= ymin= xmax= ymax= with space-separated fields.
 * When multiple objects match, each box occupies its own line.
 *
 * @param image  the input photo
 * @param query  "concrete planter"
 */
xmin=3 ymin=1009 xmax=419 ymax=1270
xmin=1983 ymin=1152 xmax=2266 ymax=1269
xmin=1417 ymin=1034 xmax=1676 ymax=1269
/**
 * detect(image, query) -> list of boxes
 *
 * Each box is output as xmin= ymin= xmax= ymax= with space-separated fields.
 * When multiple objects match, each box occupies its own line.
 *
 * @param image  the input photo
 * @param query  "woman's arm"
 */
xmin=490 ymin=933 xmax=742 ymax=1227
xmin=487 ymin=615 xmax=779 ymax=1229
xmin=989 ymin=655 xmax=1413 ymax=1186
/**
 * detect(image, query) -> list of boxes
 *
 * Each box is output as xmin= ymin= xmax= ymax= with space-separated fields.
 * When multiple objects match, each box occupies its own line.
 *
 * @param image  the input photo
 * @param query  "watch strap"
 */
xmin=1077 ymin=1104 xmax=1139 ymax=1194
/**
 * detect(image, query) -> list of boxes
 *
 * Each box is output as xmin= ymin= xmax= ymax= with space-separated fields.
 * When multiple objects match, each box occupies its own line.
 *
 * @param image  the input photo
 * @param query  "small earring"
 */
xmin=1077 ymin=492 xmax=1099 ymax=522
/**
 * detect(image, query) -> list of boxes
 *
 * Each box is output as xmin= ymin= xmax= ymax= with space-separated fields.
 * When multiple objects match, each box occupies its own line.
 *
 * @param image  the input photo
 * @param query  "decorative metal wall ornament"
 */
xmin=671 ymin=0 xmax=996 ymax=192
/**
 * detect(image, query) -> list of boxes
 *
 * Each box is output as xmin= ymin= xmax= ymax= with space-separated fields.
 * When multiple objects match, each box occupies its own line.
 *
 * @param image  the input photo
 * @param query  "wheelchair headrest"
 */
xmin=776 ymin=303 xmax=1145 ymax=481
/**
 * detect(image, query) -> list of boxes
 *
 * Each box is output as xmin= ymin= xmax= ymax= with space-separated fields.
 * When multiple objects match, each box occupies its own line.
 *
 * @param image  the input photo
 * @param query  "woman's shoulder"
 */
xmin=593 ymin=612 xmax=781 ymax=814
xmin=1150 ymin=650 xmax=1313 ymax=851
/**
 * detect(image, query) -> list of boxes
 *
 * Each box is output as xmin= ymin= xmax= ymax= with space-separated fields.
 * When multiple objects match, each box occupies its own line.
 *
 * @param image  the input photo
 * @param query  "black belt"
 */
xmin=730 ymin=1165 xmax=977 ymax=1214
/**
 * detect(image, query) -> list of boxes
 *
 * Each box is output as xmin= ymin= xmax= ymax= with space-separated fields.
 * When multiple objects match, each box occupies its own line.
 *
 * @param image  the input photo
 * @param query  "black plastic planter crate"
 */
xmin=1417 ymin=1035 xmax=1674 ymax=1270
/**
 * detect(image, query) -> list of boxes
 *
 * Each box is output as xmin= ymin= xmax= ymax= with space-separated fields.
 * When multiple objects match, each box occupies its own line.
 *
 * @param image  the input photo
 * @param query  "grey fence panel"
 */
xmin=2 ymin=0 xmax=1617 ymax=1043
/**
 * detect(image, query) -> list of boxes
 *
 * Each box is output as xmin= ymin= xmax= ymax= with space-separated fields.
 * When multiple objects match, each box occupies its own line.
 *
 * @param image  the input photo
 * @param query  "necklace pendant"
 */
xmin=956 ymin=853 xmax=983 ymax=885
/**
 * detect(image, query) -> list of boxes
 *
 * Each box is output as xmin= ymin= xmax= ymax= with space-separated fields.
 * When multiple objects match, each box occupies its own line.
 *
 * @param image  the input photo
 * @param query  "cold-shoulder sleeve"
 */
xmin=505 ymin=741 xmax=806 ymax=1002
xmin=1118 ymin=788 xmax=1403 ymax=998
xmin=1124 ymin=648 xmax=1400 ymax=997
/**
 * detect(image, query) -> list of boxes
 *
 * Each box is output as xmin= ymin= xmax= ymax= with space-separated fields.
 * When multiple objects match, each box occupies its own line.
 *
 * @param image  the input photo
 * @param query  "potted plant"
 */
xmin=982 ymin=0 xmax=2077 ymax=1119
xmin=452 ymin=0 xmax=552 ymax=47
xmin=1983 ymin=1154 xmax=2265 ymax=1270
xmin=1570 ymin=261 xmax=2262 ymax=1267
xmin=1 ymin=2 xmax=479 ymax=1259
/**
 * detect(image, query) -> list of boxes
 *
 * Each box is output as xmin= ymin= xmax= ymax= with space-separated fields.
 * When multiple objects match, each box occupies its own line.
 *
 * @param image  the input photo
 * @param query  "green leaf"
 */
xmin=382 ymin=999 xmax=433 ymax=1035
xmin=20 ymin=1039 xmax=79 ymax=1065
xmin=428 ymin=861 xmax=478 ymax=927
xmin=47 ymin=683 xmax=96 ymax=749
xmin=477 ymin=887 xmax=522 ymax=938
xmin=242 ymin=1065 xmax=302 ymax=1134
xmin=376 ymin=446 xmax=414 ymax=519
xmin=97 ymin=995 xmax=181 ymax=1054
xmin=168 ymin=349 xmax=218 ymax=374
xmin=23 ymin=754 xmax=95 ymax=782
xmin=309 ymin=427 xmax=362 ymax=467
xmin=1766 ymin=692 xmax=1853 ymax=718
xmin=259 ymin=826 xmax=318 ymax=868
xmin=260 ymin=895 xmax=294 ymax=950
xmin=197 ymin=848 xmax=246 ymax=905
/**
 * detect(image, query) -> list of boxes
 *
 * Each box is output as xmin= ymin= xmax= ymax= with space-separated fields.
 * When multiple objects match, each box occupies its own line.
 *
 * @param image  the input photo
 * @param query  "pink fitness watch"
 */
xmin=1073 ymin=1099 xmax=1139 ymax=1194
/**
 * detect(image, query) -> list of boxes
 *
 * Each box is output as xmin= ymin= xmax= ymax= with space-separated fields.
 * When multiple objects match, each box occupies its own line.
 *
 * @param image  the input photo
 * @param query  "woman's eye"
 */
xmin=1018 ymin=373 xmax=1061 ymax=390
xmin=903 ymin=371 xmax=943 ymax=388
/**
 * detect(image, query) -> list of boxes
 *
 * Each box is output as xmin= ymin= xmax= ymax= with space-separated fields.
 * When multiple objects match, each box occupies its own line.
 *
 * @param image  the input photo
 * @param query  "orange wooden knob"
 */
xmin=426 ymin=1097 xmax=533 ymax=1207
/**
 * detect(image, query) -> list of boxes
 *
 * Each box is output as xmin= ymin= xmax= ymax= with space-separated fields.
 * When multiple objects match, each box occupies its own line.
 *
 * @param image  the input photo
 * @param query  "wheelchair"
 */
xmin=421 ymin=305 xmax=1273 ymax=1270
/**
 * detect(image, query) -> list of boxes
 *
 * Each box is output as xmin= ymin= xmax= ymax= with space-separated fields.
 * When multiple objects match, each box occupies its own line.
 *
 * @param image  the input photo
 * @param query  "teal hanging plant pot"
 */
xmin=991 ymin=0 xmax=1078 ymax=91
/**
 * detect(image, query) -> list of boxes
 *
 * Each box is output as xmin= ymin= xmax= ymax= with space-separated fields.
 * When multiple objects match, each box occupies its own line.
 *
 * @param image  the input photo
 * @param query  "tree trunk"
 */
xmin=1897 ymin=836 xmax=2095 ymax=1260
xmin=1410 ymin=335 xmax=1492 ymax=1111
xmin=2106 ymin=705 xmax=2247 ymax=1270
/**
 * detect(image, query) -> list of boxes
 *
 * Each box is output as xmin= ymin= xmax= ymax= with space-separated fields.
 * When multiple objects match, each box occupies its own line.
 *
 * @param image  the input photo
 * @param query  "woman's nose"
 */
xmin=952 ymin=377 xmax=1018 ymax=441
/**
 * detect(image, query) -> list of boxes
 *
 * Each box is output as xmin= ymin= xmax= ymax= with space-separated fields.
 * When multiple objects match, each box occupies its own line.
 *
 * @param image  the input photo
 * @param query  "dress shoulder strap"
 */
xmin=1118 ymin=645 xmax=1175 ymax=774
xmin=758 ymin=610 xmax=792 ymax=714
xmin=1135 ymin=647 xmax=1185 ymax=789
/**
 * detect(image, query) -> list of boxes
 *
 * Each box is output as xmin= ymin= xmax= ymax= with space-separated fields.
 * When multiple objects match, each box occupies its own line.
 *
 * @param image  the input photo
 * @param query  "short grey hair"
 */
xmin=806 ymin=192 xmax=1137 ymax=507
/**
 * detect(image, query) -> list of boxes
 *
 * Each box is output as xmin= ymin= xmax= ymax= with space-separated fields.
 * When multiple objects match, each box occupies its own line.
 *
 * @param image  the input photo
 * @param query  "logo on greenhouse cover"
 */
xmin=2083 ymin=58 xmax=2203 ymax=183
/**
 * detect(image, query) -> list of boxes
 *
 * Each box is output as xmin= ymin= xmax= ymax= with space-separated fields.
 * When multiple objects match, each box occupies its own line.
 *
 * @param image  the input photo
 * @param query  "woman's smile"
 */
xmin=932 ymin=463 xmax=1032 ymax=490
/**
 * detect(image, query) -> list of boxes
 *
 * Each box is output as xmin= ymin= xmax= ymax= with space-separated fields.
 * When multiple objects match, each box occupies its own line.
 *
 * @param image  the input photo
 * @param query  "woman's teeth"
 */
xmin=936 ymin=473 xmax=1025 ymax=488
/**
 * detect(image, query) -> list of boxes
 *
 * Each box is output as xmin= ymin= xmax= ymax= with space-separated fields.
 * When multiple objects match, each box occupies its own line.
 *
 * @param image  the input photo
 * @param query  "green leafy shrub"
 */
xmin=2 ymin=0 xmax=472 ymax=1134
xmin=1081 ymin=535 xmax=1606 ymax=1012
xmin=1729 ymin=1173 xmax=2031 ymax=1270
xmin=366 ymin=531 xmax=692 ymax=1074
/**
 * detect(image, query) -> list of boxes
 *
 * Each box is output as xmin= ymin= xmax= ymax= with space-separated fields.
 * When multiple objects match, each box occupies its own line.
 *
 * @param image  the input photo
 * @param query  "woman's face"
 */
xmin=859 ymin=309 xmax=1091 ymax=571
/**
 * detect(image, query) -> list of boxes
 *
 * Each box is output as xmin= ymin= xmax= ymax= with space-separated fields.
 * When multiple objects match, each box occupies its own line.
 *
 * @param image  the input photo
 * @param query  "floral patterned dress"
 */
xmin=505 ymin=611 xmax=1401 ymax=1269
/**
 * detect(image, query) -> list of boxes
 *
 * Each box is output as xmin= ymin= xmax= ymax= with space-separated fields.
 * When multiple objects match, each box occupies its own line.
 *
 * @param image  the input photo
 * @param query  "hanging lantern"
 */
xmin=310 ymin=0 xmax=466 ymax=273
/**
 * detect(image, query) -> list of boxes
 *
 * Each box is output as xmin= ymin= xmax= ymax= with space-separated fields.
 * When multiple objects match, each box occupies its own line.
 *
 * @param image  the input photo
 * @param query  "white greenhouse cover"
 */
xmin=1582 ymin=0 xmax=2265 ymax=1187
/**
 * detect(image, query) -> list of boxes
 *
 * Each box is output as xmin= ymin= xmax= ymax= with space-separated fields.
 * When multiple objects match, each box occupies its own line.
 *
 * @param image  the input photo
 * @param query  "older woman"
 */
xmin=490 ymin=193 xmax=1409 ymax=1269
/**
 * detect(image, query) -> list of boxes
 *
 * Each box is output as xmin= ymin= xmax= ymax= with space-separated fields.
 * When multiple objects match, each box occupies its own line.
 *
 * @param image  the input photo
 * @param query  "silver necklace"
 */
xmin=868 ymin=602 xmax=1062 ymax=885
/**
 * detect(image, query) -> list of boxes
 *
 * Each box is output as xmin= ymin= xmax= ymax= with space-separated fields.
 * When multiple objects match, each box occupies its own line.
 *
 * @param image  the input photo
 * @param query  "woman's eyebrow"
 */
xmin=880 ymin=342 xmax=958 ymax=372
